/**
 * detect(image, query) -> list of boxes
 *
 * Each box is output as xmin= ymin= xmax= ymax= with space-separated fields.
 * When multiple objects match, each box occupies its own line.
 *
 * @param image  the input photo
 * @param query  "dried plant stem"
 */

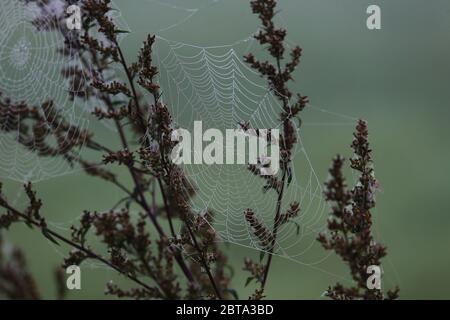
xmin=317 ymin=121 xmax=399 ymax=299
xmin=157 ymin=178 xmax=176 ymax=237
xmin=260 ymin=54 xmax=290 ymax=291
xmin=145 ymin=63 xmax=224 ymax=299
xmin=98 ymin=39 xmax=203 ymax=290
xmin=152 ymin=176 xmax=199 ymax=287
xmin=85 ymin=2 xmax=224 ymax=299
xmin=185 ymin=223 xmax=224 ymax=300
xmin=154 ymin=124 xmax=223 ymax=299
xmin=0 ymin=201 xmax=156 ymax=295
xmin=155 ymin=148 xmax=223 ymax=299
xmin=119 ymin=151 xmax=198 ymax=287
xmin=261 ymin=165 xmax=287 ymax=289
xmin=114 ymin=42 xmax=147 ymax=131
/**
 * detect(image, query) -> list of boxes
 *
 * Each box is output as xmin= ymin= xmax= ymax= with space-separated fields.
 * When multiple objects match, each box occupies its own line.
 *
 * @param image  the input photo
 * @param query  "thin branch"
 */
xmin=0 ymin=202 xmax=158 ymax=296
xmin=185 ymin=222 xmax=224 ymax=300
xmin=111 ymin=40 xmax=199 ymax=288
xmin=157 ymin=178 xmax=176 ymax=238
xmin=261 ymin=164 xmax=287 ymax=290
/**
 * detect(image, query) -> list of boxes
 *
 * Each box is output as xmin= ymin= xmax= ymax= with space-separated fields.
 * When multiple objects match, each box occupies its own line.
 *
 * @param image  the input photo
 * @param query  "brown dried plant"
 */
xmin=0 ymin=0 xmax=398 ymax=300
xmin=241 ymin=0 xmax=307 ymax=297
xmin=1 ymin=0 xmax=229 ymax=300
xmin=317 ymin=120 xmax=399 ymax=300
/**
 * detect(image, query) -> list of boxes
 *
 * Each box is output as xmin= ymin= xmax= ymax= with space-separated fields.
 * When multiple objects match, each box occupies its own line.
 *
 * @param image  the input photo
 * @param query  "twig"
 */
xmin=0 ymin=202 xmax=158 ymax=296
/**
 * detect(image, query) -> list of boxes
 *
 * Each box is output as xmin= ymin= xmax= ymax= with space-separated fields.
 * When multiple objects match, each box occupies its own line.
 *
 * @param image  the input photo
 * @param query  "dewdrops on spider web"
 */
xmin=0 ymin=0 xmax=130 ymax=182
xmin=0 ymin=0 xmax=90 ymax=182
xmin=151 ymin=35 xmax=355 ymax=265
xmin=0 ymin=0 xmax=357 ymax=277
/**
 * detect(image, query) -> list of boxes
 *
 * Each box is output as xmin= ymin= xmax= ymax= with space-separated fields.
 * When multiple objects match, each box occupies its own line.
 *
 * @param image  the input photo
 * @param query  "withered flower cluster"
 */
xmin=317 ymin=120 xmax=399 ymax=300
xmin=242 ymin=0 xmax=308 ymax=297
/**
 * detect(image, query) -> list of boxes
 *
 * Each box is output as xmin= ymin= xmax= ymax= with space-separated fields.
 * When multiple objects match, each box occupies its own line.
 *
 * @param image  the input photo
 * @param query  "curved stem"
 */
xmin=0 ymin=202 xmax=159 ymax=296
xmin=261 ymin=164 xmax=287 ymax=290
xmin=112 ymin=42 xmax=198 ymax=287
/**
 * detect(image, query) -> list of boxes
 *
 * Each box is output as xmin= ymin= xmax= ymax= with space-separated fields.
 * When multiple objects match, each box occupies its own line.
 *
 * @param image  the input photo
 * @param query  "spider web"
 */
xmin=153 ymin=34 xmax=357 ymax=266
xmin=2 ymin=0 xmax=366 ymax=287
xmin=133 ymin=3 xmax=371 ymax=291
xmin=0 ymin=0 xmax=129 ymax=182
xmin=138 ymin=0 xmax=357 ymax=265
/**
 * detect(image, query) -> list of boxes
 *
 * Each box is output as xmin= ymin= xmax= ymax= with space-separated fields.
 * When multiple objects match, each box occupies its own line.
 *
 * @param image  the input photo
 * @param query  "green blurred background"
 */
xmin=2 ymin=0 xmax=450 ymax=299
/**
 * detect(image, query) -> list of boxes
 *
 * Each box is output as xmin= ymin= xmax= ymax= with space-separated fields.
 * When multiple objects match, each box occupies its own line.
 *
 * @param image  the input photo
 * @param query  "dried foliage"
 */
xmin=0 ymin=0 xmax=398 ymax=300
xmin=317 ymin=120 xmax=399 ymax=300
xmin=1 ymin=0 xmax=229 ymax=300
xmin=241 ymin=0 xmax=308 ymax=298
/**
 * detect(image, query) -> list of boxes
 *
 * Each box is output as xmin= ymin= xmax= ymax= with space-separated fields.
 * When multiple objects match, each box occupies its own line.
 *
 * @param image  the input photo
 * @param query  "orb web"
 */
xmin=10 ymin=37 xmax=32 ymax=70
xmin=152 ymin=34 xmax=357 ymax=266
xmin=17 ymin=0 xmax=362 ymax=284
xmin=0 ymin=0 xmax=88 ymax=182
xmin=0 ymin=0 xmax=130 ymax=182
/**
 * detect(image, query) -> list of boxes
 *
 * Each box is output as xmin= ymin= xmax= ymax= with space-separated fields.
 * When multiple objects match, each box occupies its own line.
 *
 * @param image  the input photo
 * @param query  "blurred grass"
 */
xmin=2 ymin=0 xmax=450 ymax=299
